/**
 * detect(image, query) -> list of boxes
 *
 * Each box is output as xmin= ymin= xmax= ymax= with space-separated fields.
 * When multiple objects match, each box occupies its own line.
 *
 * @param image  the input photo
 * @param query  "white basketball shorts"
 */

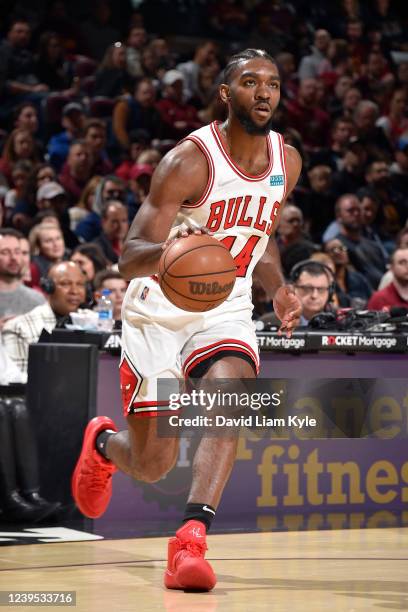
xmin=119 ymin=276 xmax=259 ymax=418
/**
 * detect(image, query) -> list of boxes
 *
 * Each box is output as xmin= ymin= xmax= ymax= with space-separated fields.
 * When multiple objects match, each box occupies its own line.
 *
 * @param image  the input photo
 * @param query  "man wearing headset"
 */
xmin=2 ymin=261 xmax=86 ymax=380
xmin=290 ymin=260 xmax=335 ymax=326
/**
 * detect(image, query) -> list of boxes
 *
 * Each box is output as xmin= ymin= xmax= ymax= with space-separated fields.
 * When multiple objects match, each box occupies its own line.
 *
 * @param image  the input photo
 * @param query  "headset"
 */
xmin=40 ymin=276 xmax=94 ymax=305
xmin=40 ymin=276 xmax=56 ymax=294
xmin=289 ymin=259 xmax=336 ymax=302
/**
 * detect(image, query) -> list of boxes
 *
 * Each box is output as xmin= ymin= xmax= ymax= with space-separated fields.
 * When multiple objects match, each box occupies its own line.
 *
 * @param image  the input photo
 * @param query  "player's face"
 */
xmin=228 ymin=59 xmax=281 ymax=135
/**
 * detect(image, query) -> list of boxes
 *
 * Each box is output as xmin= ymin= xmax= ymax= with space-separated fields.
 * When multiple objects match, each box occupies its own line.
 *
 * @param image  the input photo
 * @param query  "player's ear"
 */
xmin=219 ymin=84 xmax=230 ymax=103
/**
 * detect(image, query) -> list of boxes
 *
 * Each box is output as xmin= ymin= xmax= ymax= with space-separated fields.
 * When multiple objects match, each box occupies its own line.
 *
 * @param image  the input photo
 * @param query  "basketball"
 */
xmin=158 ymin=234 xmax=237 ymax=312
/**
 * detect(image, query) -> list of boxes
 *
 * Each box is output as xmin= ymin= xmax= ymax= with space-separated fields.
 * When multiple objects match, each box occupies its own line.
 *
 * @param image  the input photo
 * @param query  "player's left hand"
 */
xmin=273 ymin=285 xmax=302 ymax=338
xmin=161 ymin=223 xmax=212 ymax=251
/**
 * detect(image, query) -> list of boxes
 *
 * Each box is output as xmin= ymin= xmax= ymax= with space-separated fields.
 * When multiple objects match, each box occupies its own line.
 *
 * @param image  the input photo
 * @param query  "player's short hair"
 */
xmin=223 ymin=48 xmax=277 ymax=84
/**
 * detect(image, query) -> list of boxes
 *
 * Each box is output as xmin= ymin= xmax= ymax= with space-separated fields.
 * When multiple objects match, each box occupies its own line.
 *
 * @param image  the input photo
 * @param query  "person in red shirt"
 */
xmin=367 ymin=248 xmax=408 ymax=310
xmin=156 ymin=70 xmax=202 ymax=139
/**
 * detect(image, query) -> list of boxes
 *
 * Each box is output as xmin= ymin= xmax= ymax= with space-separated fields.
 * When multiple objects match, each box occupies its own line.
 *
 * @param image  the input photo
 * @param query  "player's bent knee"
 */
xmin=129 ymin=446 xmax=178 ymax=483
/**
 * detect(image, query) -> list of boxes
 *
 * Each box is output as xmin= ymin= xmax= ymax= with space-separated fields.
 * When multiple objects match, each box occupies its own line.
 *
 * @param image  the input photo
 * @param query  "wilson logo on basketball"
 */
xmin=189 ymin=280 xmax=234 ymax=295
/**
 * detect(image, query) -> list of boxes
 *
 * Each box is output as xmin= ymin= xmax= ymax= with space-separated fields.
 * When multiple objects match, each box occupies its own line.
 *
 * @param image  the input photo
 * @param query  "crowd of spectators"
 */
xmin=0 ymin=0 xmax=408 ymax=371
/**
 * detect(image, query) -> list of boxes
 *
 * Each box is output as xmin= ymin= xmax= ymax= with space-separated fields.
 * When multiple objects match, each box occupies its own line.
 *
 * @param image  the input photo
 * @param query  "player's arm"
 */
xmin=254 ymin=144 xmax=302 ymax=337
xmin=119 ymin=141 xmax=208 ymax=280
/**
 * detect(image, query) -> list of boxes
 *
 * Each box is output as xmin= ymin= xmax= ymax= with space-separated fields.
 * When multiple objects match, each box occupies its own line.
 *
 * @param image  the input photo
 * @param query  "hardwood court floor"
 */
xmin=0 ymin=528 xmax=407 ymax=611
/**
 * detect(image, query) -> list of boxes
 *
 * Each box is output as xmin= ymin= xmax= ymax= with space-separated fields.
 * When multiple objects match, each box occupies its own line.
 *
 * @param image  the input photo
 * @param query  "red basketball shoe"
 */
xmin=164 ymin=520 xmax=217 ymax=591
xmin=72 ymin=416 xmax=117 ymax=518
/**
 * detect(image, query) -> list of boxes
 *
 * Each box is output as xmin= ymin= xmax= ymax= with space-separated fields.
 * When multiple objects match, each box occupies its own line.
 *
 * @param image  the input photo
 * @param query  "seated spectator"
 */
xmin=114 ymin=129 xmax=150 ymax=181
xmin=0 ymin=345 xmax=60 ymax=522
xmin=68 ymin=175 xmax=101 ymax=231
xmin=284 ymin=78 xmax=331 ymax=151
xmin=10 ymin=163 xmax=57 ymax=232
xmin=126 ymin=25 xmax=147 ymax=78
xmin=332 ymin=194 xmax=387 ymax=288
xmin=0 ymin=129 xmax=39 ymax=184
xmin=156 ymin=70 xmax=202 ymax=139
xmin=356 ymin=51 xmax=395 ymax=100
xmin=364 ymin=159 xmax=406 ymax=237
xmin=129 ymin=163 xmax=154 ymax=207
xmin=0 ymin=18 xmax=49 ymax=113
xmin=19 ymin=235 xmax=31 ymax=286
xmin=377 ymin=89 xmax=408 ymax=147
xmin=310 ymin=117 xmax=354 ymax=171
xmin=112 ymin=78 xmax=164 ymax=149
xmin=36 ymin=0 xmax=85 ymax=56
xmin=83 ymin=118 xmax=113 ymax=176
xmin=93 ymin=269 xmax=127 ymax=322
xmin=80 ymin=0 xmax=120 ymax=61
xmin=291 ymin=260 xmax=334 ymax=326
xmin=58 ymin=141 xmax=92 ymax=205
xmin=298 ymin=29 xmax=332 ymax=80
xmin=92 ymin=200 xmax=129 ymax=264
xmin=354 ymin=100 xmax=393 ymax=159
xmin=341 ymin=87 xmax=362 ymax=121
xmin=327 ymin=75 xmax=352 ymax=117
xmin=136 ymin=148 xmax=162 ymax=168
xmin=140 ymin=47 xmax=161 ymax=81
xmin=75 ymin=175 xmax=126 ymax=242
xmin=149 ymin=38 xmax=176 ymax=73
xmin=276 ymin=204 xmax=318 ymax=276
xmin=13 ymin=102 xmax=39 ymax=136
xmin=35 ymin=180 xmax=79 ymax=249
xmin=47 ymin=102 xmax=86 ymax=172
xmin=367 ymin=248 xmax=408 ymax=310
xmin=390 ymin=136 xmax=408 ymax=194
xmin=296 ymin=165 xmax=336 ymax=242
xmin=324 ymin=238 xmax=372 ymax=307
xmin=94 ymin=41 xmax=131 ymax=98
xmin=275 ymin=52 xmax=298 ymax=101
xmin=4 ymin=160 xmax=33 ymax=222
xmin=34 ymin=31 xmax=76 ymax=93
xmin=29 ymin=222 xmax=68 ymax=286
xmin=2 ymin=261 xmax=87 ymax=378
xmin=71 ymin=243 xmax=108 ymax=286
xmin=357 ymin=187 xmax=394 ymax=257
xmin=378 ymin=227 xmax=408 ymax=289
xmin=330 ymin=137 xmax=368 ymax=200
xmin=176 ymin=41 xmax=219 ymax=101
xmin=0 ymin=229 xmax=45 ymax=324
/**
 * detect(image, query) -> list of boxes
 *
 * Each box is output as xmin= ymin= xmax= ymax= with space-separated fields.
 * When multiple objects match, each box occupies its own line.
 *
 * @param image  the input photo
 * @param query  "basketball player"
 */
xmin=72 ymin=49 xmax=302 ymax=591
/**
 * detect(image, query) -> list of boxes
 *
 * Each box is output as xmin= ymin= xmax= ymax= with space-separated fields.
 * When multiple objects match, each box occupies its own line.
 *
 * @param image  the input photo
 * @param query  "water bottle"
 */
xmin=96 ymin=289 xmax=114 ymax=331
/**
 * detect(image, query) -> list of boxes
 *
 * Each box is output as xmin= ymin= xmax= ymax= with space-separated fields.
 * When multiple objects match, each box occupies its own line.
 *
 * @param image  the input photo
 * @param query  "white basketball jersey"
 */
xmin=172 ymin=121 xmax=288 ymax=299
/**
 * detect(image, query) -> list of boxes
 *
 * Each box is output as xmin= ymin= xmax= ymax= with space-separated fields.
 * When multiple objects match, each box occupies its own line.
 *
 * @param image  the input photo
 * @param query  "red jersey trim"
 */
xmin=278 ymin=133 xmax=288 ymax=200
xmin=128 ymin=400 xmax=180 ymax=419
xmin=211 ymin=121 xmax=273 ymax=182
xmin=183 ymin=338 xmax=260 ymax=377
xmin=181 ymin=135 xmax=215 ymax=208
